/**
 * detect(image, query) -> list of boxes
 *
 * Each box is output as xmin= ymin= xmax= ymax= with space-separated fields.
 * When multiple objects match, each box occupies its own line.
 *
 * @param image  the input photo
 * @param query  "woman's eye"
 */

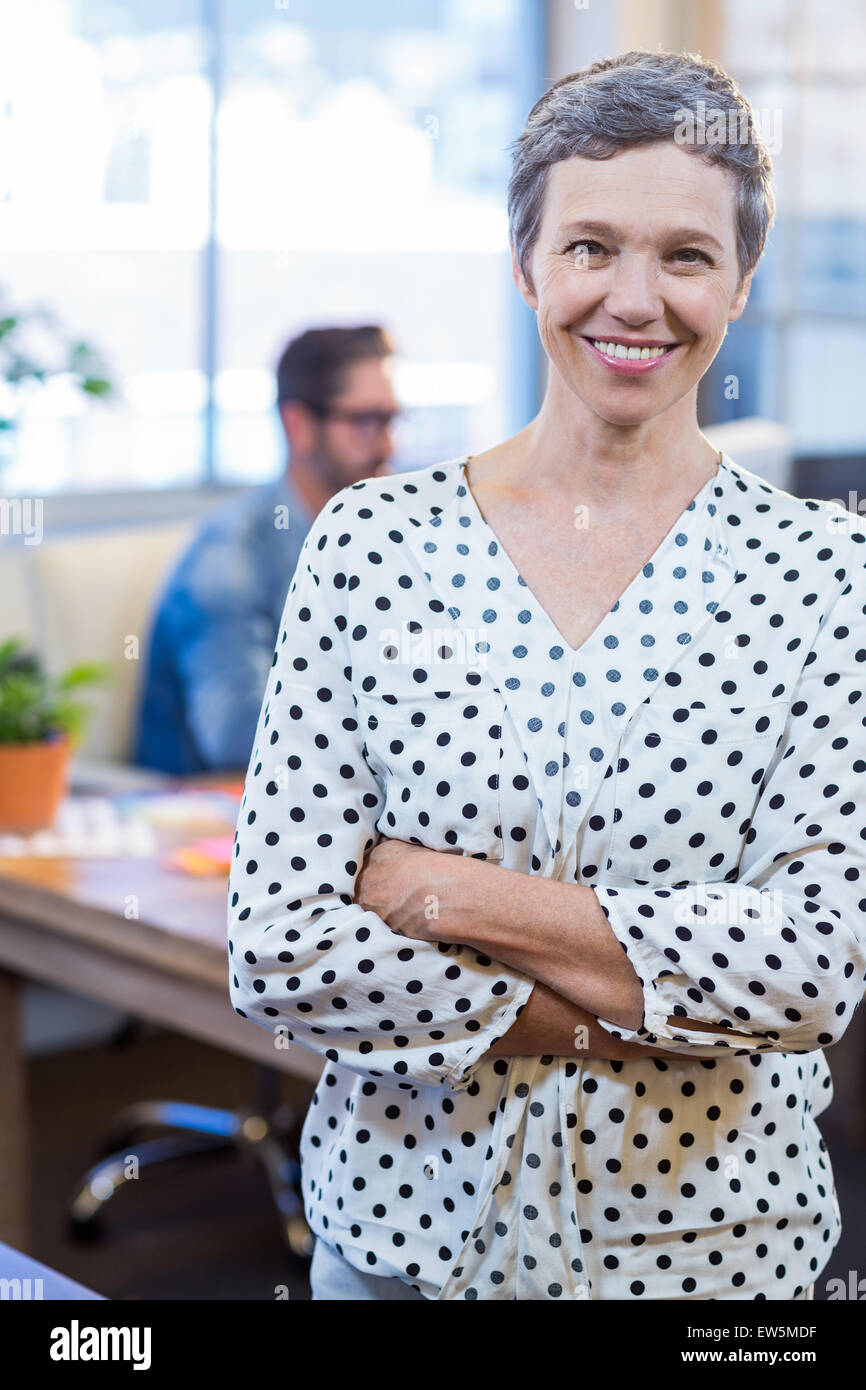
xmin=562 ymin=241 xmax=710 ymax=265
xmin=566 ymin=239 xmax=605 ymax=262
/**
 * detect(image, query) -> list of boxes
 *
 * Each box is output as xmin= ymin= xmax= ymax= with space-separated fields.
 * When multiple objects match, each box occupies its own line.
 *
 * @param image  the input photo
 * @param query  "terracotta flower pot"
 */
xmin=0 ymin=733 xmax=72 ymax=834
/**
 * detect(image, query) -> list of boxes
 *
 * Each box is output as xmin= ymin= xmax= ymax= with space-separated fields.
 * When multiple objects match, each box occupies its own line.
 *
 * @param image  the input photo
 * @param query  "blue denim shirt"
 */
xmin=133 ymin=471 xmax=315 ymax=773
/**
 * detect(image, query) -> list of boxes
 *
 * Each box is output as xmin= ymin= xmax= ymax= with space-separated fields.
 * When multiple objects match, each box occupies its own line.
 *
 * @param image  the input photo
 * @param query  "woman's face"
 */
xmin=516 ymin=140 xmax=753 ymax=428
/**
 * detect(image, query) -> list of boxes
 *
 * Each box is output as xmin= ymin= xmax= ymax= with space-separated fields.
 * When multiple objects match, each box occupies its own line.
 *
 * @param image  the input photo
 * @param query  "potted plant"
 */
xmin=0 ymin=288 xmax=113 ymax=478
xmin=0 ymin=637 xmax=112 ymax=833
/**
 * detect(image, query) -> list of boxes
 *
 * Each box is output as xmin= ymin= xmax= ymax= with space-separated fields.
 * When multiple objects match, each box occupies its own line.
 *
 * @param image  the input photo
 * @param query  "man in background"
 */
xmin=134 ymin=325 xmax=399 ymax=773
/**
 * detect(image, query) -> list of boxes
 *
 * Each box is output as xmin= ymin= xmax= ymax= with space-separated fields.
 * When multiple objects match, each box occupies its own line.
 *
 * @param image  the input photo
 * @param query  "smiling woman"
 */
xmin=507 ymin=133 xmax=763 ymax=443
xmin=227 ymin=49 xmax=866 ymax=1303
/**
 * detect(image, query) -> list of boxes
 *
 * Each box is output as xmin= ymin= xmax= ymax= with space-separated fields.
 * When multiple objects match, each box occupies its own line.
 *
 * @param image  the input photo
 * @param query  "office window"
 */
xmin=0 ymin=0 xmax=541 ymax=495
xmin=701 ymin=0 xmax=866 ymax=454
xmin=217 ymin=0 xmax=537 ymax=482
xmin=0 ymin=1 xmax=210 ymax=493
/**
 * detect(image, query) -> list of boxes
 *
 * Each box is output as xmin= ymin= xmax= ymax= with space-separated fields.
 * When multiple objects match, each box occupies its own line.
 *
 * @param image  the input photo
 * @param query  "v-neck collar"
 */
xmin=457 ymin=452 xmax=725 ymax=662
xmin=403 ymin=453 xmax=739 ymax=861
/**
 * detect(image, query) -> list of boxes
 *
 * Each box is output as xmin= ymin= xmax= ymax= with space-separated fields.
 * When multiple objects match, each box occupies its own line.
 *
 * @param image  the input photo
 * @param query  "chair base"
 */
xmin=67 ymin=1083 xmax=313 ymax=1259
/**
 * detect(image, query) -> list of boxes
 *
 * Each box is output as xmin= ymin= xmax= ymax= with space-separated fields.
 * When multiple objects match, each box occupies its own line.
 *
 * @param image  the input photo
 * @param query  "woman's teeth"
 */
xmin=591 ymin=340 xmax=674 ymax=360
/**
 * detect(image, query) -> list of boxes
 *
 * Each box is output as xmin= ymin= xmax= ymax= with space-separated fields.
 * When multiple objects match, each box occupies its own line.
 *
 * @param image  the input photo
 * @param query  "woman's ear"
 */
xmin=728 ymin=270 xmax=754 ymax=324
xmin=511 ymin=243 xmax=538 ymax=310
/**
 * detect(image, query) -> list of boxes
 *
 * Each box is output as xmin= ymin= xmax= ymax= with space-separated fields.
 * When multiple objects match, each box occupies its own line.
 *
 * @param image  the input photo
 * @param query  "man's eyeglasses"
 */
xmin=304 ymin=402 xmax=402 ymax=436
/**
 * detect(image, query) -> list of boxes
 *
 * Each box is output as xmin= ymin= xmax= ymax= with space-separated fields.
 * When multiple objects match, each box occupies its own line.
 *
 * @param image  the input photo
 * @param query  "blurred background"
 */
xmin=0 ymin=0 xmax=863 ymax=503
xmin=0 ymin=0 xmax=863 ymax=1302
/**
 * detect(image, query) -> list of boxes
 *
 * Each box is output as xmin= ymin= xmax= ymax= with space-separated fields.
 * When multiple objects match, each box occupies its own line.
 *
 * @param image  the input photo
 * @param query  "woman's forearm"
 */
xmin=450 ymin=869 xmax=646 ymax=1029
xmin=356 ymin=840 xmax=750 ymax=1046
xmin=483 ymin=981 xmax=716 ymax=1062
xmin=357 ymin=838 xmax=644 ymax=1026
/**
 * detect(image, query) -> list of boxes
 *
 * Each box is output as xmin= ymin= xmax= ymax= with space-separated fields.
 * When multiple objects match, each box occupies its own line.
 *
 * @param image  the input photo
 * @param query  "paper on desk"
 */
xmin=167 ymin=834 xmax=234 ymax=876
xmin=0 ymin=797 xmax=158 ymax=857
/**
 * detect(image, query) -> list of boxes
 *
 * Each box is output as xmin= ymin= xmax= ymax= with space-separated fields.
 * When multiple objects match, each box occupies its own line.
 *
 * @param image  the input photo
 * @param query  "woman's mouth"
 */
xmin=581 ymin=337 xmax=683 ymax=375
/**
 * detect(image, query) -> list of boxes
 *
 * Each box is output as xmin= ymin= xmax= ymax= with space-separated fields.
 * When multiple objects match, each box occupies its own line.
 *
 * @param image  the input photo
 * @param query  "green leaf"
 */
xmin=0 ymin=298 xmax=115 ymax=413
xmin=80 ymin=376 xmax=113 ymax=398
xmin=0 ymin=635 xmax=26 ymax=672
xmin=55 ymin=661 xmax=113 ymax=691
xmin=45 ymin=698 xmax=88 ymax=739
xmin=0 ymin=641 xmax=109 ymax=742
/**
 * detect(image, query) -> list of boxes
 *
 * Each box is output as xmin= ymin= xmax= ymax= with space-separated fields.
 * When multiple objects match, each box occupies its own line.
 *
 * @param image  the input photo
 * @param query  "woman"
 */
xmin=227 ymin=50 xmax=865 ymax=1301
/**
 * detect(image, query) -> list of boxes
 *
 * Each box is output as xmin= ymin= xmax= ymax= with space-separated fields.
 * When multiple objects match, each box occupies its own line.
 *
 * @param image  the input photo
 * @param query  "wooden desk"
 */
xmin=0 ymin=777 xmax=323 ymax=1249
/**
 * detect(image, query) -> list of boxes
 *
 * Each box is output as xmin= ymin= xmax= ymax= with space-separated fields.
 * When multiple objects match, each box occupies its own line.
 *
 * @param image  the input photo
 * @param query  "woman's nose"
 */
xmin=600 ymin=254 xmax=666 ymax=325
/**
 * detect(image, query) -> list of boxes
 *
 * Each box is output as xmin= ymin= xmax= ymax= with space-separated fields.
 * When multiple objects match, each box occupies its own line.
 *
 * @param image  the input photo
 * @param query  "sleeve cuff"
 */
xmin=589 ymin=885 xmax=674 ymax=1041
xmin=589 ymin=885 xmax=771 ymax=1051
xmin=445 ymin=973 xmax=536 ymax=1091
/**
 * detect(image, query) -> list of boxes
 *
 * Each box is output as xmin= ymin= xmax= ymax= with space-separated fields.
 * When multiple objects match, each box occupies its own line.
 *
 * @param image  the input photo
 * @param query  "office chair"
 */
xmin=67 ymin=1022 xmax=313 ymax=1259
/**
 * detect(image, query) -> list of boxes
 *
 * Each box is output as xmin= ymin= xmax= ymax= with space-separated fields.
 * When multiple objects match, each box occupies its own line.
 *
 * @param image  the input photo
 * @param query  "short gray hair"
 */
xmin=508 ymin=50 xmax=775 ymax=289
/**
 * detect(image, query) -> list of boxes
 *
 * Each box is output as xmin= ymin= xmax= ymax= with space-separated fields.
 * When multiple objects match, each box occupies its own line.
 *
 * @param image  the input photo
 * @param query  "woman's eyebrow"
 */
xmin=556 ymin=219 xmax=725 ymax=253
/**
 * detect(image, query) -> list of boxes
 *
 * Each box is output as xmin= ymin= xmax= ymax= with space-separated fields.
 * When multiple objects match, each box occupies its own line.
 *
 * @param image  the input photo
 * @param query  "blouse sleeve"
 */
xmin=591 ymin=539 xmax=866 ymax=1054
xmin=226 ymin=499 xmax=535 ymax=1092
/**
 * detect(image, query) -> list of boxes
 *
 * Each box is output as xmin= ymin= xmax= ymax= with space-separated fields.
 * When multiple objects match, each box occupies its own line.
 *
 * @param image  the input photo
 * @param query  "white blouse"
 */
xmin=227 ymin=452 xmax=866 ymax=1300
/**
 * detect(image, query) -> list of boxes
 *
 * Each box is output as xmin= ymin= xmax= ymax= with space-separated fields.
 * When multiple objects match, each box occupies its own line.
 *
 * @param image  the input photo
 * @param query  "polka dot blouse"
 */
xmin=227 ymin=453 xmax=866 ymax=1300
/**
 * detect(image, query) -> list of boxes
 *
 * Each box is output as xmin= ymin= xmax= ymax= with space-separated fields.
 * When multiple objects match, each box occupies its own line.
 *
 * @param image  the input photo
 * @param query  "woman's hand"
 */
xmin=354 ymin=835 xmax=490 ymax=944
